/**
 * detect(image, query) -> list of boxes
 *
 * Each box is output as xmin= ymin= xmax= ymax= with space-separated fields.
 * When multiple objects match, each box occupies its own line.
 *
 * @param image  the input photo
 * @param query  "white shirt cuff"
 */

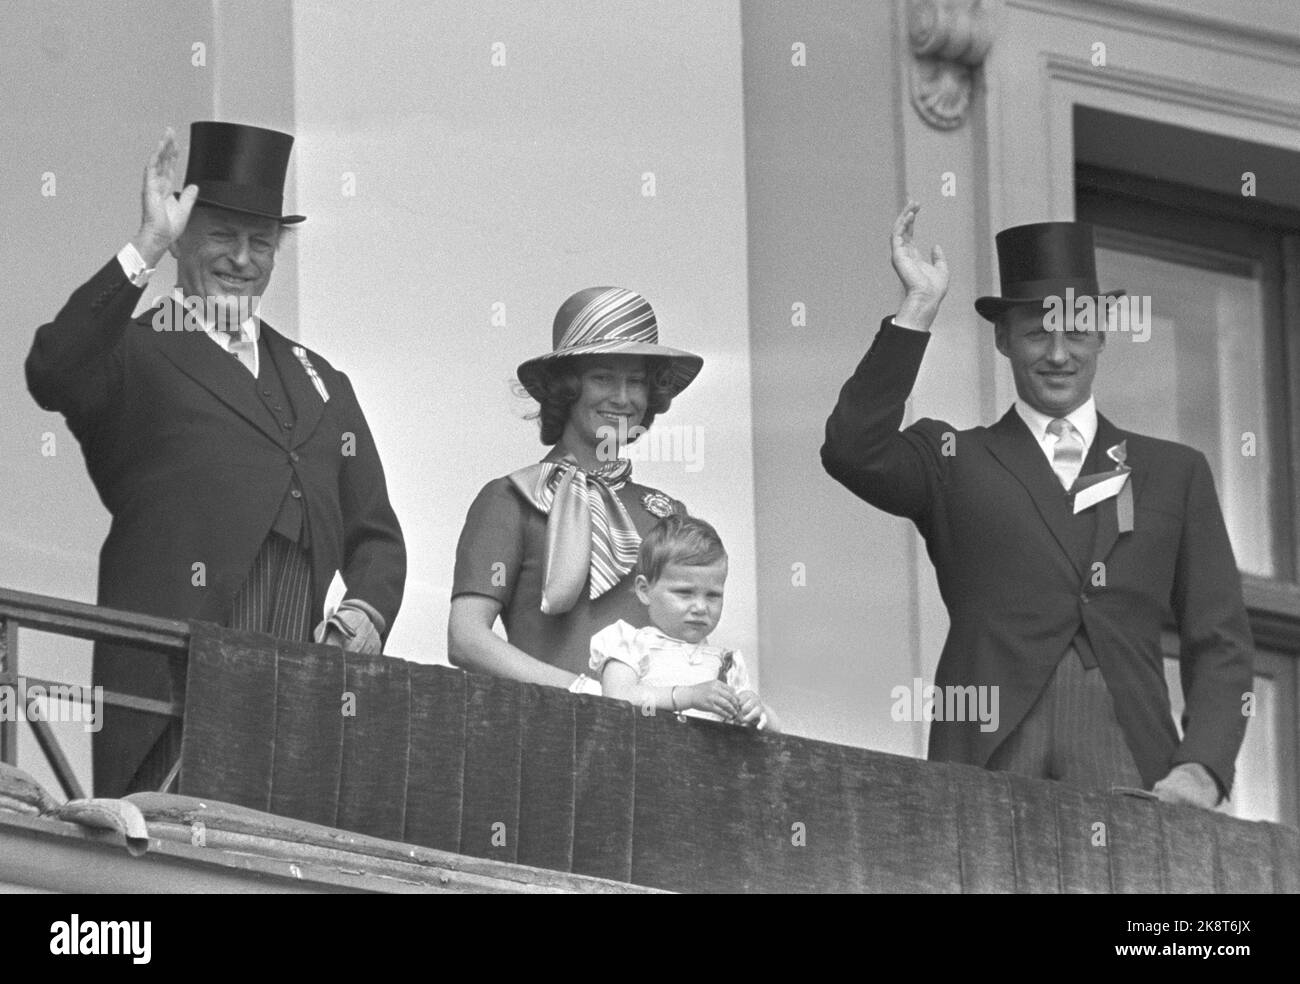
xmin=117 ymin=242 xmax=155 ymax=287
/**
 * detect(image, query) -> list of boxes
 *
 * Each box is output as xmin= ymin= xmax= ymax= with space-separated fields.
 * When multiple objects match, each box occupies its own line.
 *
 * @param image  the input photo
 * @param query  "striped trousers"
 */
xmin=986 ymin=645 xmax=1144 ymax=794
xmin=126 ymin=533 xmax=314 ymax=793
xmin=227 ymin=532 xmax=315 ymax=641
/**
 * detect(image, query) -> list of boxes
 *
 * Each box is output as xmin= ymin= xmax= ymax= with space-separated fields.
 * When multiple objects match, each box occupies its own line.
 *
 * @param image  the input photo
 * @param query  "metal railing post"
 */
xmin=0 ymin=618 xmax=17 ymax=767
xmin=0 ymin=588 xmax=191 ymax=799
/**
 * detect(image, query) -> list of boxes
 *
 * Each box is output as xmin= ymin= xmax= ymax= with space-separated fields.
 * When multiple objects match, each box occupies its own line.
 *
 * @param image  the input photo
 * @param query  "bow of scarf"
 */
xmin=509 ymin=456 xmax=641 ymax=614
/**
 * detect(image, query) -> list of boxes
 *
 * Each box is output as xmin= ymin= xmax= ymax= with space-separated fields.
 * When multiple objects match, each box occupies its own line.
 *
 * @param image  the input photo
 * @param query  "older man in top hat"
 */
xmin=26 ymin=123 xmax=406 ymax=797
xmin=821 ymin=202 xmax=1253 ymax=809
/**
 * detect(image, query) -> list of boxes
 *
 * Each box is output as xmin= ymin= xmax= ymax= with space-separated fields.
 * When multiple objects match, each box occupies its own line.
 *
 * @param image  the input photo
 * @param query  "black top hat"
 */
xmin=183 ymin=121 xmax=305 ymax=224
xmin=975 ymin=221 xmax=1121 ymax=320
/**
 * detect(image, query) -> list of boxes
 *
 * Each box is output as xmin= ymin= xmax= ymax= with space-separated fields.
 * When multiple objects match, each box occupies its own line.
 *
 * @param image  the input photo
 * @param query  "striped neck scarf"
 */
xmin=509 ymin=456 xmax=640 ymax=614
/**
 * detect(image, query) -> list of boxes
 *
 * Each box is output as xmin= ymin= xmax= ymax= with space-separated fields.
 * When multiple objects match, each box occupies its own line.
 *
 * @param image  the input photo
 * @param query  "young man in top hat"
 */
xmin=821 ymin=202 xmax=1253 ymax=809
xmin=26 ymin=123 xmax=406 ymax=797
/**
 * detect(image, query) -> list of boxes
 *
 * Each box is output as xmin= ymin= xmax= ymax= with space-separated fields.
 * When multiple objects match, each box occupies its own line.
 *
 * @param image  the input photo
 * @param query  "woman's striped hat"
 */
xmin=517 ymin=287 xmax=703 ymax=402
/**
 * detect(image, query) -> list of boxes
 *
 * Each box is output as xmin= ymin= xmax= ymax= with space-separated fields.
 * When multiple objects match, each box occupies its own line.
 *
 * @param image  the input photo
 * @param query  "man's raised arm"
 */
xmin=821 ymin=202 xmax=951 ymax=519
xmin=26 ymin=129 xmax=198 ymax=423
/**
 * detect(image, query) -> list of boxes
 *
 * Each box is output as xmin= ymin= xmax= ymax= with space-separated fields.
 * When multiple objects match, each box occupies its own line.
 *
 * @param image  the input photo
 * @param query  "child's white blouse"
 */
xmin=590 ymin=619 xmax=752 ymax=721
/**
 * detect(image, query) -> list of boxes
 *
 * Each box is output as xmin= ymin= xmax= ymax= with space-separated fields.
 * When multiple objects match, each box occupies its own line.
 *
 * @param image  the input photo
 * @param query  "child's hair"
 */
xmin=636 ymin=513 xmax=727 ymax=584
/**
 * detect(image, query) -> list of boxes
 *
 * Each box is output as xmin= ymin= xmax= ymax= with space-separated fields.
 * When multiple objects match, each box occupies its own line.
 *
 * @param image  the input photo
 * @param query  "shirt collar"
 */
xmin=171 ymin=287 xmax=260 ymax=343
xmin=637 ymin=624 xmax=714 ymax=649
xmin=1015 ymin=394 xmax=1098 ymax=451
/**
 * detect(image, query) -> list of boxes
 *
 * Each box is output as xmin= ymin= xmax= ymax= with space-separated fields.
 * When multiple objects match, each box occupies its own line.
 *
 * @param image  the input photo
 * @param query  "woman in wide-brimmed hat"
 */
xmin=448 ymin=287 xmax=702 ymax=690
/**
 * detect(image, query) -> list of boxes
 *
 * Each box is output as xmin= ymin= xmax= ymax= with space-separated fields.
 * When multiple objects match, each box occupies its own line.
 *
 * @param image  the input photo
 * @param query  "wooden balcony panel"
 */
xmin=2 ymin=587 xmax=1297 ymax=893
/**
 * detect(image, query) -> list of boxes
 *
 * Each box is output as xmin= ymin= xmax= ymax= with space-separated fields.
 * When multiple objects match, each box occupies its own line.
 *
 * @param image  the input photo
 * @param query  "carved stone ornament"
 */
xmin=907 ymin=0 xmax=994 ymax=130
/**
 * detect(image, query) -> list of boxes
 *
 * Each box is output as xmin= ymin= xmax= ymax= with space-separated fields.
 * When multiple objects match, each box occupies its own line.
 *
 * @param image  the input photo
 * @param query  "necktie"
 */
xmin=508 ymin=457 xmax=642 ymax=614
xmin=1047 ymin=417 xmax=1084 ymax=490
xmin=229 ymin=327 xmax=257 ymax=377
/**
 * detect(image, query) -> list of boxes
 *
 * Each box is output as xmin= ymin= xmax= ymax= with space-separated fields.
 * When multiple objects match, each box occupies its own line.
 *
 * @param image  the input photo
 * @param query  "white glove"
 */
xmin=1152 ymin=762 xmax=1220 ymax=809
xmin=313 ymin=598 xmax=384 ymax=655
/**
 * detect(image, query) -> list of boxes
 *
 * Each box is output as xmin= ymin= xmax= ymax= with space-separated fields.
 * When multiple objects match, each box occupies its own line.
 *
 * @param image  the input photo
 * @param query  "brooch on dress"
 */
xmin=641 ymin=490 xmax=675 ymax=518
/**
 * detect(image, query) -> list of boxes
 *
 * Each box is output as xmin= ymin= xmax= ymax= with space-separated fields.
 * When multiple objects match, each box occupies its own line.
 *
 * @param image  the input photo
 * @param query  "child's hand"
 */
xmin=735 ymin=690 xmax=779 ymax=731
xmin=735 ymin=690 xmax=763 ymax=727
xmin=681 ymin=680 xmax=741 ymax=719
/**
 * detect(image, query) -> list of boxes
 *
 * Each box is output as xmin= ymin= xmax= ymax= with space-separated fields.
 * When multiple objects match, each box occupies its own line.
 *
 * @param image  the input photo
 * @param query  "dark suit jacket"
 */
xmin=821 ymin=319 xmax=1253 ymax=793
xmin=26 ymin=256 xmax=406 ymax=795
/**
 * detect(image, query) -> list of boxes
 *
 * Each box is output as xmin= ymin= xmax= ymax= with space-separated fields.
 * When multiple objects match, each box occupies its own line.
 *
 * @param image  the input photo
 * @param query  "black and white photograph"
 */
xmin=0 ymin=0 xmax=1296 ymax=928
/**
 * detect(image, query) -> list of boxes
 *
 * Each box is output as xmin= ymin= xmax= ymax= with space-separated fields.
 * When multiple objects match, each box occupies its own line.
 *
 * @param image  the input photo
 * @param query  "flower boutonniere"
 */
xmin=641 ymin=490 xmax=675 ymax=519
xmin=1106 ymin=440 xmax=1127 ymax=470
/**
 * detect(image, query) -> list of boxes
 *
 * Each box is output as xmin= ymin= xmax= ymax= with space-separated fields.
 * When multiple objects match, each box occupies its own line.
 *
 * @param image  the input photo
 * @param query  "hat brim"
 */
xmin=180 ymin=192 xmax=306 ymax=224
xmin=517 ymin=341 xmax=703 ymax=403
xmin=975 ymin=289 xmax=1125 ymax=321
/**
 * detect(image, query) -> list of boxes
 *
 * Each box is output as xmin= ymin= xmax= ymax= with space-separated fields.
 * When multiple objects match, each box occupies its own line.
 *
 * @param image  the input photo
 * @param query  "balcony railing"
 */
xmin=1 ymin=586 xmax=1297 ymax=893
xmin=0 ymin=587 xmax=189 ymax=801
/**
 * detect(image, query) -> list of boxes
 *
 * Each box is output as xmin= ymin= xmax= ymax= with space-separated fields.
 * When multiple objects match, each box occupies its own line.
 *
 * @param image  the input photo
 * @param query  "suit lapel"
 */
xmin=985 ymin=407 xmax=1081 ymax=574
xmin=261 ymin=324 xmax=326 ymax=449
xmin=144 ymin=299 xmax=283 ymax=444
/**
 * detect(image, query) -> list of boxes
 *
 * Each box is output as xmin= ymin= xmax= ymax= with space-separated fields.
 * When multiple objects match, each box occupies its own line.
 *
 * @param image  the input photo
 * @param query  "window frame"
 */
xmin=1079 ymin=165 xmax=1300 ymax=827
xmin=1078 ymin=164 xmax=1300 ymax=593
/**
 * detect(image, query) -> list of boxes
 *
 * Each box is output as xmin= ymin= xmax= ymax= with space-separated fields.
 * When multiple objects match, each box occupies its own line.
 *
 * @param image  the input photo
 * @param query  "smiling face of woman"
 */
xmin=560 ymin=356 xmax=650 ymax=458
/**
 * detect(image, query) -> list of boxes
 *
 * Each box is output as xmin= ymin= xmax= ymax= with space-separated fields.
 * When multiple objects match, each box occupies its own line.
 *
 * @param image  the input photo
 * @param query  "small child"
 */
xmin=591 ymin=514 xmax=780 ymax=731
